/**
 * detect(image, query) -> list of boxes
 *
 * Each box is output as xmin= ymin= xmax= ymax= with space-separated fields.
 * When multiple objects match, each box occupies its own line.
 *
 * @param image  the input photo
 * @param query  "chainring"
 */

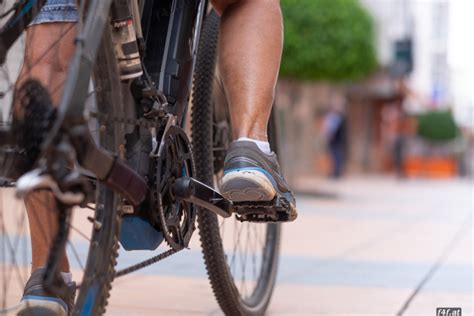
xmin=153 ymin=125 xmax=196 ymax=250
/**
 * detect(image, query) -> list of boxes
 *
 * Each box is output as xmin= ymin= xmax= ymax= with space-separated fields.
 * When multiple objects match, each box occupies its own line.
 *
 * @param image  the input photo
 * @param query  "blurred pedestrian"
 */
xmin=381 ymin=103 xmax=406 ymax=177
xmin=323 ymin=96 xmax=347 ymax=178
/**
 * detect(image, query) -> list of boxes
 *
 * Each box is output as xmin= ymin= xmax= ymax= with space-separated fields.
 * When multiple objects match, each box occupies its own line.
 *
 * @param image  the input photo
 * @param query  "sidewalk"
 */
xmin=108 ymin=176 xmax=473 ymax=315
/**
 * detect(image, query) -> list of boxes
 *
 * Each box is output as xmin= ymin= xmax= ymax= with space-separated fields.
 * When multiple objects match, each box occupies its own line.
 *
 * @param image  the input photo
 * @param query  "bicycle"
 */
xmin=0 ymin=0 xmax=287 ymax=315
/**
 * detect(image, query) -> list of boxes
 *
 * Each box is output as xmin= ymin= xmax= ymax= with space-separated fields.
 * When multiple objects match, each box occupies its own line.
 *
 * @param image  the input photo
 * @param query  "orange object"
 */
xmin=404 ymin=156 xmax=457 ymax=178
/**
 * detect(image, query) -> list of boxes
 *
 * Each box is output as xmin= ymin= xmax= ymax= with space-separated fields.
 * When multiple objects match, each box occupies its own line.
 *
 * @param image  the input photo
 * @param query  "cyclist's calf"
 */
xmin=16 ymin=22 xmax=77 ymax=106
xmin=211 ymin=0 xmax=280 ymax=15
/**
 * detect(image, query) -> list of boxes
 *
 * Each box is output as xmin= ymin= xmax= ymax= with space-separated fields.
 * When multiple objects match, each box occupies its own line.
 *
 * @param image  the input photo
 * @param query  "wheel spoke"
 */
xmin=229 ymin=219 xmax=244 ymax=270
xmin=251 ymin=225 xmax=258 ymax=281
xmin=1 ymin=216 xmax=26 ymax=294
xmin=68 ymin=224 xmax=91 ymax=242
xmin=67 ymin=240 xmax=85 ymax=271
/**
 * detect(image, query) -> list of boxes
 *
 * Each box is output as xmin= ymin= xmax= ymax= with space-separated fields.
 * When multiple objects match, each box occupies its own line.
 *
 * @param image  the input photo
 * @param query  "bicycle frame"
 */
xmin=0 ymin=0 xmax=233 ymax=216
xmin=39 ymin=0 xmax=203 ymax=204
xmin=141 ymin=0 xmax=207 ymax=124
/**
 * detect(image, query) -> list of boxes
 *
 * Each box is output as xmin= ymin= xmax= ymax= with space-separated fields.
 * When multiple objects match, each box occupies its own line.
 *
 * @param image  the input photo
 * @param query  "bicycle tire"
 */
xmin=72 ymin=26 xmax=122 ymax=316
xmin=0 ymin=2 xmax=121 ymax=315
xmin=192 ymin=10 xmax=282 ymax=316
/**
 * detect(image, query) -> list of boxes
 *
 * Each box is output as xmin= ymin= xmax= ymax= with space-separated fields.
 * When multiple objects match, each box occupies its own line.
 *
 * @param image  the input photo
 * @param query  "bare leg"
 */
xmin=15 ymin=23 xmax=77 ymax=273
xmin=212 ymin=0 xmax=283 ymax=141
xmin=16 ymin=23 xmax=77 ymax=105
xmin=24 ymin=191 xmax=69 ymax=273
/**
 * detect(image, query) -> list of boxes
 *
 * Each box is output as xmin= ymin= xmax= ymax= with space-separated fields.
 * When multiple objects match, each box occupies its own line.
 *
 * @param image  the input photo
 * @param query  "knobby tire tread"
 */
xmin=192 ymin=10 xmax=281 ymax=316
xmin=192 ymin=10 xmax=241 ymax=315
xmin=72 ymin=27 xmax=122 ymax=316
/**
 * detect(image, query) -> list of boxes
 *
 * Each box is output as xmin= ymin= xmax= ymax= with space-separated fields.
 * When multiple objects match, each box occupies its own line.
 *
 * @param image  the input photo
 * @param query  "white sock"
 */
xmin=237 ymin=137 xmax=271 ymax=155
xmin=61 ymin=272 xmax=73 ymax=284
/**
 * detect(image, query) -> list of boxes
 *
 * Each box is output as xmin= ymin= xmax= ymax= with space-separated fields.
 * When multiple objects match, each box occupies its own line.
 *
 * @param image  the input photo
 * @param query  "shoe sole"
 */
xmin=220 ymin=170 xmax=276 ymax=202
xmin=18 ymin=298 xmax=67 ymax=316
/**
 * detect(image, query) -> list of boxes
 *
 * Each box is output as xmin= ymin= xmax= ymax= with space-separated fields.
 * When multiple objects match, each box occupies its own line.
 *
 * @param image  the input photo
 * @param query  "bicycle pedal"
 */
xmin=233 ymin=196 xmax=295 ymax=222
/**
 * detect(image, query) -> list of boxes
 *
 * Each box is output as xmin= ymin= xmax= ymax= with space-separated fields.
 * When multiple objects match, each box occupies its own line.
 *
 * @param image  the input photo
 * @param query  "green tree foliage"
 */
xmin=280 ymin=0 xmax=378 ymax=81
xmin=417 ymin=110 xmax=459 ymax=142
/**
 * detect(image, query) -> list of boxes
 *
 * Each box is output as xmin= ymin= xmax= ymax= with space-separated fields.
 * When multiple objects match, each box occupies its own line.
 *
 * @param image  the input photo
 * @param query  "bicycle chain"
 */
xmin=115 ymin=248 xmax=182 ymax=278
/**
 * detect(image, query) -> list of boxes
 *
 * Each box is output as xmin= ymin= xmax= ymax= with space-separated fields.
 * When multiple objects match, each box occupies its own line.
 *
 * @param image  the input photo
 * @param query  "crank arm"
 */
xmin=173 ymin=177 xmax=233 ymax=218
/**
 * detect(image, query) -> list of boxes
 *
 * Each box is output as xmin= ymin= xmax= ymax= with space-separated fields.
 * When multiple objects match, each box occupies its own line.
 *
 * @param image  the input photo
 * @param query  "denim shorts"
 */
xmin=30 ymin=0 xmax=79 ymax=25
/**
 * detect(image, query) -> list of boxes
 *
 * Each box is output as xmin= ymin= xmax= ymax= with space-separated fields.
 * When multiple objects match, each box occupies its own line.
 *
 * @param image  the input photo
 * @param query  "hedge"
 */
xmin=280 ymin=0 xmax=378 ymax=81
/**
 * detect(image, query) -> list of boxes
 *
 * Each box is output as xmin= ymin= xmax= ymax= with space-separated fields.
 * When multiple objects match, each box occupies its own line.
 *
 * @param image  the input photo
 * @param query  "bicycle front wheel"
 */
xmin=0 ymin=1 xmax=123 ymax=315
xmin=191 ymin=10 xmax=281 ymax=316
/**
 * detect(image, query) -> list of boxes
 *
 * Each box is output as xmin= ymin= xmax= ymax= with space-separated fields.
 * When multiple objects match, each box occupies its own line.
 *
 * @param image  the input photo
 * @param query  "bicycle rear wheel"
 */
xmin=0 ymin=1 xmax=122 ymax=315
xmin=192 ymin=11 xmax=281 ymax=316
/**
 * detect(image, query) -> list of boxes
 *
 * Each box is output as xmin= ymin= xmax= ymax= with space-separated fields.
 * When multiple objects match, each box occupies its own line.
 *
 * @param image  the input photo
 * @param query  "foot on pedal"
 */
xmin=233 ymin=195 xmax=297 ymax=222
xmin=220 ymin=141 xmax=297 ymax=222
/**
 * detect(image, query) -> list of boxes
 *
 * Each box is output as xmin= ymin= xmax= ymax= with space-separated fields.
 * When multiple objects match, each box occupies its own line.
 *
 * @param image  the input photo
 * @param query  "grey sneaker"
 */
xmin=220 ymin=141 xmax=297 ymax=222
xmin=18 ymin=268 xmax=76 ymax=316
